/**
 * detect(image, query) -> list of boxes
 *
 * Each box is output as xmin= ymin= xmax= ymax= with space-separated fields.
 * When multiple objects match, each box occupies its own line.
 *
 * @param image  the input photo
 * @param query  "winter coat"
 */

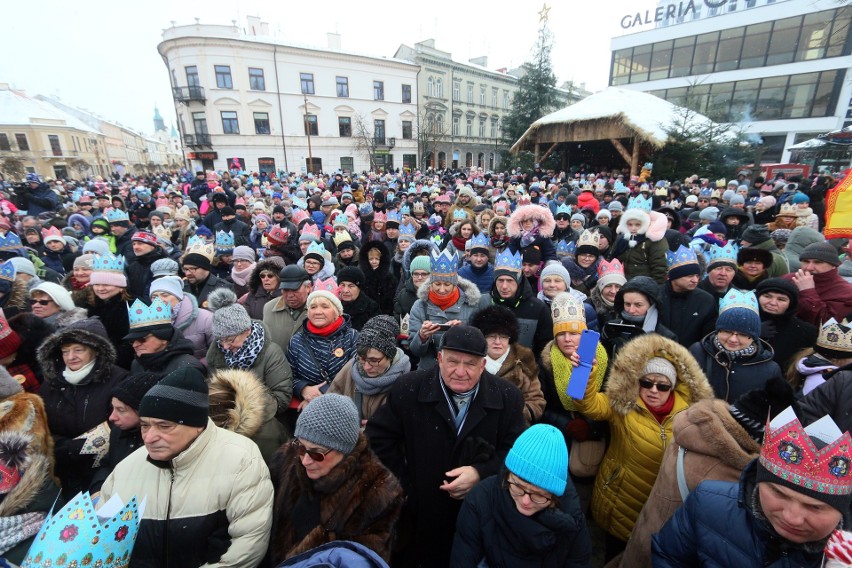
xmin=758 ymin=299 xmax=818 ymax=372
xmin=490 ymin=343 xmax=546 ymax=425
xmin=23 ymin=182 xmax=59 ymax=216
xmin=457 ymin=262 xmax=495 ymax=294
xmin=113 ymin=226 xmax=137 ymax=260
xmin=172 ymin=293 xmax=213 ymax=360
xmin=652 ymin=461 xmax=833 ymax=568
xmin=342 ymin=291 xmax=380 ymax=331
xmin=408 ymin=277 xmax=489 ymax=370
xmin=577 ymin=190 xmax=600 ymax=214
xmin=268 ymin=434 xmax=403 ymax=564
xmin=619 ymin=399 xmax=761 ymax=568
xmin=101 ymin=419 xmax=273 ymax=568
xmin=490 ymin=278 xmax=554 ymax=356
xmin=451 ymin=471 xmax=593 ymax=568
xmin=689 ymin=333 xmax=782 ymax=403
xmin=287 ymin=315 xmax=358 ymax=397
xmin=129 ymin=327 xmax=206 ymax=376
xmin=208 ymin=369 xmax=289 ymax=462
xmin=614 ymin=211 xmax=669 ymax=284
xmin=658 ymin=282 xmax=719 ymax=348
xmin=781 ymin=268 xmax=852 ymax=327
xmin=213 ymin=218 xmax=251 ymax=247
xmin=89 ymin=423 xmax=144 ymax=494
xmin=328 ymin=349 xmax=411 ymax=422
xmin=366 ymin=367 xmax=526 ymax=568
xmin=798 ymin=367 xmax=852 ymax=433
xmin=507 ymin=205 xmax=557 ymax=263
xmin=206 ymin=323 xmax=293 ymax=416
xmin=184 ymin=273 xmax=234 ymax=309
xmin=600 ymin=276 xmax=677 ymax=359
xmin=275 ymin=541 xmax=390 ymax=568
xmin=38 ymin=321 xmax=129 ymax=498
xmin=749 ymin=237 xmax=789 ymax=277
xmin=393 ymin=277 xmax=420 ymax=319
xmin=573 ymin=333 xmax=714 ymax=542
xmin=126 ymin=247 xmax=167 ymax=299
xmin=782 ymin=227 xmax=824 ymax=273
xmin=359 ymin=241 xmax=398 ymax=316
xmin=263 ymin=296 xmax=308 ymax=355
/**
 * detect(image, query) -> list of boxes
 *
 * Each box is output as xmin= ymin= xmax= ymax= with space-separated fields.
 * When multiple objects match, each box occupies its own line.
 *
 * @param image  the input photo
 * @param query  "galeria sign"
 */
xmin=621 ymin=0 xmax=731 ymax=29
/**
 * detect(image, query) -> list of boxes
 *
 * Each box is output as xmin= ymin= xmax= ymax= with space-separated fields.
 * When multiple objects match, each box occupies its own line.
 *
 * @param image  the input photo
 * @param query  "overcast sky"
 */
xmin=4 ymin=0 xmax=650 ymax=135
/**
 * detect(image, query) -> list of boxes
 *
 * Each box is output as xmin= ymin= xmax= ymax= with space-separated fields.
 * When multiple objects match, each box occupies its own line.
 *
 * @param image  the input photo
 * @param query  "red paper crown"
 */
xmin=313 ymin=277 xmax=339 ymax=296
xmin=759 ymin=416 xmax=852 ymax=498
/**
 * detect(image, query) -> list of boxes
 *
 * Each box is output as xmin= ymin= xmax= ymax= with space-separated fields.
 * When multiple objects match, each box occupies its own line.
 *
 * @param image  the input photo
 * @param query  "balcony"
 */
xmin=374 ymin=137 xmax=396 ymax=149
xmin=173 ymin=86 xmax=206 ymax=103
xmin=184 ymin=133 xmax=212 ymax=148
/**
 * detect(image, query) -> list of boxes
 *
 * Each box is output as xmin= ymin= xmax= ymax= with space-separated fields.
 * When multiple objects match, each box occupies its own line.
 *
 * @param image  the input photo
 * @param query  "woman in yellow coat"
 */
xmin=572 ymin=333 xmax=713 ymax=561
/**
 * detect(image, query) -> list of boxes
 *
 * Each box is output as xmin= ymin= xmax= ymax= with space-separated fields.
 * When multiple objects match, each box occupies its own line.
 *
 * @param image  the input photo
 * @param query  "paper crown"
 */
xmin=817 ymin=318 xmax=852 ymax=358
xmin=400 ymin=205 xmax=410 ymax=215
xmin=465 ymin=232 xmax=489 ymax=251
xmin=719 ymin=288 xmax=759 ymax=314
xmin=666 ymin=244 xmax=699 ymax=269
xmin=92 ymin=254 xmax=125 ymax=275
xmin=292 ymin=209 xmax=310 ymax=224
xmin=185 ymin=237 xmax=215 ymax=260
xmin=373 ymin=212 xmax=386 ymax=224
xmin=0 ymin=259 xmax=15 ymax=282
xmin=399 ymin=223 xmax=417 ymax=238
xmin=299 ymin=224 xmax=321 ymax=241
xmin=104 ymin=208 xmax=130 ymax=223
xmin=613 ymin=180 xmax=627 ymax=193
xmin=705 ymin=242 xmax=739 ymax=267
xmin=759 ymin=407 xmax=852 ymax=504
xmin=312 ymin=277 xmax=338 ymax=295
xmin=555 ymin=203 xmax=572 ymax=217
xmin=42 ymin=226 xmax=64 ymax=240
xmin=626 ymin=194 xmax=652 ymax=212
xmin=333 ymin=214 xmax=350 ymax=228
xmin=576 ymin=229 xmax=599 ymax=251
xmin=214 ymin=230 xmax=235 ymax=254
xmin=597 ymin=258 xmax=625 ymax=279
xmin=452 ymin=209 xmax=469 ymax=220
xmin=430 ymin=249 xmax=459 ymax=278
xmin=127 ymin=298 xmax=172 ymax=330
xmin=22 ymin=491 xmax=144 ymax=568
xmin=386 ymin=211 xmax=402 ymax=225
xmin=778 ymin=202 xmax=798 ymax=217
xmin=552 ymin=292 xmax=586 ymax=335
xmin=185 ymin=235 xmax=207 ymax=248
xmin=151 ymin=224 xmax=172 ymax=242
xmin=0 ymin=231 xmax=23 ymax=252
xmin=556 ymin=239 xmax=576 ymax=258
xmin=305 ymin=241 xmax=327 ymax=257
xmin=494 ymin=249 xmax=522 ymax=273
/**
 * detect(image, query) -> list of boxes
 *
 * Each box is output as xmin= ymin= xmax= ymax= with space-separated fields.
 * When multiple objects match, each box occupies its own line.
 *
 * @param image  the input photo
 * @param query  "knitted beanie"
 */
xmin=307 ymin=290 xmax=344 ymax=317
xmin=357 ymin=315 xmax=399 ymax=359
xmin=608 ymin=201 xmax=624 ymax=212
xmin=730 ymin=195 xmax=745 ymax=206
xmin=643 ymin=357 xmax=677 ymax=386
xmin=295 ymin=394 xmax=360 ymax=455
xmin=111 ymin=372 xmax=162 ymax=411
xmin=82 ymin=238 xmax=111 ymax=257
xmin=505 ymin=424 xmax=568 ymax=496
xmin=715 ymin=306 xmax=761 ymax=340
xmin=758 ymin=196 xmax=777 ymax=209
xmin=8 ymin=257 xmax=36 ymax=278
xmin=698 ymin=207 xmax=719 ymax=222
xmin=150 ymin=276 xmax=184 ymax=302
xmin=182 ymin=253 xmax=214 ymax=272
xmin=90 ymin=263 xmax=127 ymax=288
xmin=212 ymin=303 xmax=252 ymax=338
xmin=232 ymin=245 xmax=256 ymax=263
xmin=741 ymin=224 xmax=771 ymax=246
xmin=799 ymin=242 xmax=841 ymax=267
xmin=151 ymin=258 xmax=179 ymax=278
xmin=337 ymin=266 xmax=365 ymax=290
xmin=72 ymin=254 xmax=94 ymax=270
xmin=540 ymin=263 xmax=571 ymax=289
xmin=409 ymin=255 xmax=431 ymax=274
xmin=138 ymin=367 xmax=208 ymax=427
xmin=707 ymin=220 xmax=727 ymax=236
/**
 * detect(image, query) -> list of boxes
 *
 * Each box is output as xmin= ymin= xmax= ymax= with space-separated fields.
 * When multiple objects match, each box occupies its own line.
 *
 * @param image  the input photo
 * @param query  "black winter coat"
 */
xmin=658 ymin=283 xmax=719 ymax=349
xmin=184 ymin=273 xmax=234 ymax=308
xmin=126 ymin=247 xmax=167 ymax=300
xmin=129 ymin=328 xmax=206 ymax=375
xmin=359 ymin=241 xmax=398 ymax=316
xmin=214 ymin=218 xmax=251 ymax=247
xmin=490 ymin=278 xmax=553 ymax=356
xmin=798 ymin=367 xmax=852 ymax=432
xmin=343 ymin=292 xmax=380 ymax=331
xmin=87 ymin=294 xmax=135 ymax=370
xmin=688 ymin=333 xmax=782 ymax=403
xmin=366 ymin=368 xmax=526 ymax=568
xmin=451 ymin=472 xmax=593 ymax=568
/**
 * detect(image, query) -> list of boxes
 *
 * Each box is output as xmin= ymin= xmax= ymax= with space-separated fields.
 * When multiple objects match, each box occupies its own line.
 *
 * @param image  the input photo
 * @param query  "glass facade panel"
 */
xmin=611 ymin=49 xmax=632 ymax=85
xmin=812 ymin=70 xmax=839 ymax=116
xmin=797 ymin=12 xmax=833 ymax=61
xmin=670 ymin=37 xmax=695 ymax=77
xmin=766 ymin=16 xmax=802 ymax=65
xmin=630 ymin=44 xmax=652 ymax=82
xmin=756 ymin=76 xmax=788 ymax=120
xmin=740 ymin=22 xmax=772 ymax=68
xmin=731 ymin=79 xmax=760 ymax=120
xmin=649 ymin=40 xmax=673 ymax=80
xmin=715 ymin=28 xmax=744 ymax=72
xmin=783 ymin=73 xmax=818 ymax=118
xmin=827 ymin=9 xmax=852 ymax=57
xmin=692 ymin=32 xmax=720 ymax=75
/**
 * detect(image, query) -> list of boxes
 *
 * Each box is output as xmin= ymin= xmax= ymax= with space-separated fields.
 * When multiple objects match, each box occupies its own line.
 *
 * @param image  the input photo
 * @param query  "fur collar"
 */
xmin=415 ymin=276 xmax=481 ymax=306
xmin=539 ymin=339 xmax=556 ymax=373
xmin=401 ymin=239 xmax=439 ymax=273
xmin=507 ymin=205 xmax=555 ymax=238
xmin=674 ymin=398 xmax=760 ymax=470
xmin=207 ymin=369 xmax=273 ymax=439
xmin=37 ymin=327 xmax=117 ymax=383
xmin=498 ymin=343 xmax=537 ymax=378
xmin=604 ymin=333 xmax=714 ymax=416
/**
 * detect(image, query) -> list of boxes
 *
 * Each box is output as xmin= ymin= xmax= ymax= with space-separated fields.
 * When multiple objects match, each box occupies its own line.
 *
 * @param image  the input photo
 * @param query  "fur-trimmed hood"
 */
xmin=37 ymin=324 xmax=117 ymax=384
xmin=359 ymin=240 xmax=391 ymax=274
xmin=507 ymin=205 xmax=555 ymax=238
xmin=488 ymin=215 xmax=508 ymax=236
xmin=401 ymin=238 xmax=439 ymax=273
xmin=616 ymin=210 xmax=667 ymax=242
xmin=248 ymin=259 xmax=285 ymax=293
xmin=604 ymin=333 xmax=714 ymax=416
xmin=416 ymin=275 xmax=482 ymax=306
xmin=208 ymin=369 xmax=276 ymax=439
xmin=54 ymin=307 xmax=90 ymax=329
xmin=673 ymin=398 xmax=760 ymax=470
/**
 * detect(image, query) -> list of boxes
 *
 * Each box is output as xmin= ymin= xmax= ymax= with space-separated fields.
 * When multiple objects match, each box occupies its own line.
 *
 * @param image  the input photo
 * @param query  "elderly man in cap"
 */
xmin=367 ymin=325 xmax=525 ymax=568
xmin=100 ymin=367 xmax=273 ymax=567
xmin=262 ymin=264 xmax=312 ymax=354
xmin=783 ymin=241 xmax=852 ymax=326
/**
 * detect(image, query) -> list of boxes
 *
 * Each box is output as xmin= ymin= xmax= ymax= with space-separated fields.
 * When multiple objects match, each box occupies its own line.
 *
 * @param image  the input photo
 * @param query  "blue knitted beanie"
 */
xmin=505 ymin=424 xmax=568 ymax=496
xmin=715 ymin=306 xmax=761 ymax=340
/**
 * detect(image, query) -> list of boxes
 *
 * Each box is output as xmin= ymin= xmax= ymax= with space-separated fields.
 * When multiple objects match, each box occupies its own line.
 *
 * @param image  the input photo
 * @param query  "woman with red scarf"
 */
xmin=63 ymin=254 xmax=95 ymax=308
xmin=443 ymin=219 xmax=479 ymax=261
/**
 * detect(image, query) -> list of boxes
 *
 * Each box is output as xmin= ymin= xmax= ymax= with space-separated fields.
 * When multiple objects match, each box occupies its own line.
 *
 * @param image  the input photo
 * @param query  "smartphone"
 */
xmin=435 ymin=324 xmax=453 ymax=331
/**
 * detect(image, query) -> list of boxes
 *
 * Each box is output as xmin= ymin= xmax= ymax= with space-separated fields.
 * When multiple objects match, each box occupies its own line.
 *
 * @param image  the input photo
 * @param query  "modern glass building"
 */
xmin=609 ymin=0 xmax=852 ymax=163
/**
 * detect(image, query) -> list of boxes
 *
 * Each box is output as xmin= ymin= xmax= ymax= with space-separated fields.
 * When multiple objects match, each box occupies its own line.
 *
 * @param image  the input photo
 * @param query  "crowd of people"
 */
xmin=1 ymin=165 xmax=852 ymax=567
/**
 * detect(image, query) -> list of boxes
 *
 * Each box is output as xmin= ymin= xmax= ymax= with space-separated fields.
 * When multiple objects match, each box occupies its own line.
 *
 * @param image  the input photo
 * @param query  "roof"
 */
xmin=511 ymin=87 xmax=720 ymax=152
xmin=0 ymin=88 xmax=100 ymax=134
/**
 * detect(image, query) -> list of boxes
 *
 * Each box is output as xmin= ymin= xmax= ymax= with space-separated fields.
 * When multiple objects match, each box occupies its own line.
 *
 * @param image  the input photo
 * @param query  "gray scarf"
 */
xmin=350 ymin=349 xmax=410 ymax=396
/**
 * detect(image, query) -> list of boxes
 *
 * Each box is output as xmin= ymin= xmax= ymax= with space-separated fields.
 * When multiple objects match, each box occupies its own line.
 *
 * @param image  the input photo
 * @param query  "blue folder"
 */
xmin=567 ymin=329 xmax=600 ymax=400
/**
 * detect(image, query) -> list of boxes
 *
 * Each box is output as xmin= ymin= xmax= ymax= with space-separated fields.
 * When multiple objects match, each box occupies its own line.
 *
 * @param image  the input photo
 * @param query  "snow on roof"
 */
xmin=788 ymin=137 xmax=827 ymax=150
xmin=0 ymin=88 xmax=100 ymax=134
xmin=512 ymin=87 xmax=719 ymax=151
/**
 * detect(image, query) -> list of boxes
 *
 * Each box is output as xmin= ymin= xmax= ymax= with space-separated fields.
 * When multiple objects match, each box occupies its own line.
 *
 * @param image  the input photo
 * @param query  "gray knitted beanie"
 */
xmin=295 ymin=394 xmax=360 ymax=454
xmin=357 ymin=315 xmax=399 ymax=359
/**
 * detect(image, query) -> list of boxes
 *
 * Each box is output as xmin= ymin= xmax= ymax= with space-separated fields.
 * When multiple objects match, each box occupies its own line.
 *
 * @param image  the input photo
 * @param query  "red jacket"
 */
xmin=577 ymin=191 xmax=600 ymax=214
xmin=782 ymin=268 xmax=852 ymax=326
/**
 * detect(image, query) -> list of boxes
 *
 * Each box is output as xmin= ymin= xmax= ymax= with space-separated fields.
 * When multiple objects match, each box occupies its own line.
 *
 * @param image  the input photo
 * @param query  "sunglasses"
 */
xmin=639 ymin=378 xmax=673 ymax=392
xmin=291 ymin=439 xmax=333 ymax=462
xmin=259 ymin=273 xmax=277 ymax=279
xmin=29 ymin=299 xmax=52 ymax=306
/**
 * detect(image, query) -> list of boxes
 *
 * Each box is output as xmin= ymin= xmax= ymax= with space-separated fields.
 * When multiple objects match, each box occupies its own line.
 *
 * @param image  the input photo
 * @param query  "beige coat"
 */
xmin=492 ymin=343 xmax=545 ymax=425
xmin=261 ymin=296 xmax=307 ymax=355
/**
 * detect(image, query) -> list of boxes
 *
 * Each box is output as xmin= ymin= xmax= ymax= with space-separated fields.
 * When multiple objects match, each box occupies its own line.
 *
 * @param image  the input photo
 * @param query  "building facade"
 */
xmin=158 ymin=19 xmax=419 ymax=174
xmin=609 ymin=0 xmax=852 ymax=163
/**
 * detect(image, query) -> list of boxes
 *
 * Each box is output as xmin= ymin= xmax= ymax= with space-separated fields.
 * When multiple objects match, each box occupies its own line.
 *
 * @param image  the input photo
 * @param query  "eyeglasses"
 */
xmin=638 ymin=378 xmax=673 ymax=392
xmin=291 ymin=439 xmax=333 ymax=462
xmin=29 ymin=299 xmax=53 ymax=306
xmin=359 ymin=354 xmax=387 ymax=367
xmin=412 ymin=271 xmax=430 ymax=279
xmin=718 ymin=330 xmax=750 ymax=339
xmin=259 ymin=273 xmax=277 ymax=279
xmin=485 ymin=334 xmax=510 ymax=342
xmin=506 ymin=480 xmax=551 ymax=504
xmin=219 ymin=333 xmax=245 ymax=347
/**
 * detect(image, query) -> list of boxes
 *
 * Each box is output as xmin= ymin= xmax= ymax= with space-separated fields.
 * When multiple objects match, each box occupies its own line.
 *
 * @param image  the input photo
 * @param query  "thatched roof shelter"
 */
xmin=510 ymin=87 xmax=720 ymax=175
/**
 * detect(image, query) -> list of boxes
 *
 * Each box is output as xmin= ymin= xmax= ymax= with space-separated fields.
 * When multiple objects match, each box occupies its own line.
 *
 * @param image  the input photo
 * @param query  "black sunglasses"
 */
xmin=639 ymin=378 xmax=673 ymax=392
xmin=291 ymin=439 xmax=333 ymax=462
xmin=29 ymin=299 xmax=52 ymax=306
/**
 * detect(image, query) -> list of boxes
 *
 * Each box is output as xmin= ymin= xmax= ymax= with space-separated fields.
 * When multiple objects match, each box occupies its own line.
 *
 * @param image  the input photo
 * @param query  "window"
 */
xmin=186 ymin=65 xmax=200 ymax=86
xmin=215 ymin=65 xmax=233 ymax=89
xmin=436 ymin=78 xmax=443 ymax=98
xmin=467 ymin=84 xmax=473 ymax=103
xmin=48 ymin=135 xmax=62 ymax=156
xmin=304 ymin=114 xmax=318 ymax=136
xmin=253 ymin=112 xmax=270 ymax=134
xmin=503 ymin=91 xmax=509 ymax=109
xmin=403 ymin=154 xmax=417 ymax=169
xmin=492 ymin=88 xmax=498 ymax=107
xmin=453 ymin=81 xmax=461 ymax=101
xmin=402 ymin=120 xmax=412 ymax=139
xmin=466 ymin=117 xmax=473 ymax=137
xmin=15 ymin=134 xmax=28 ymax=151
xmin=193 ymin=112 xmax=208 ymax=134
xmin=452 ymin=116 xmax=460 ymax=136
xmin=336 ymin=76 xmax=349 ymax=97
xmin=767 ymin=16 xmax=802 ymax=66
xmin=465 ymin=152 xmax=473 ymax=167
xmin=221 ymin=111 xmax=240 ymax=134
xmin=300 ymin=73 xmax=315 ymax=95
xmin=491 ymin=119 xmax=498 ymax=138
xmin=741 ymin=22 xmax=772 ymax=68
xmin=479 ymin=119 xmax=486 ymax=138
xmin=340 ymin=157 xmax=354 ymax=172
xmin=480 ymin=85 xmax=486 ymax=105
xmin=374 ymin=119 xmax=386 ymax=144
xmin=248 ymin=68 xmax=265 ymax=90
xmin=338 ymin=116 xmax=352 ymax=137
xmin=258 ymin=157 xmax=276 ymax=174
xmin=0 ymin=134 xmax=9 ymax=151
xmin=402 ymin=84 xmax=412 ymax=104
xmin=374 ymin=81 xmax=384 ymax=101
xmin=428 ymin=77 xmax=434 ymax=97
xmin=650 ymin=40 xmax=674 ymax=80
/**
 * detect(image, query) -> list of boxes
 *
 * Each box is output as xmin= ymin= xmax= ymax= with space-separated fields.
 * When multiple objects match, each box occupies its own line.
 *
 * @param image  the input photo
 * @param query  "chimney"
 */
xmin=327 ymin=32 xmax=341 ymax=51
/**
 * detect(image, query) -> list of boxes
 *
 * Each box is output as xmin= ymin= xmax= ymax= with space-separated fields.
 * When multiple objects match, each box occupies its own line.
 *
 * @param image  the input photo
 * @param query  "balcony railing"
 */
xmin=184 ymin=133 xmax=211 ymax=147
xmin=173 ymin=86 xmax=206 ymax=103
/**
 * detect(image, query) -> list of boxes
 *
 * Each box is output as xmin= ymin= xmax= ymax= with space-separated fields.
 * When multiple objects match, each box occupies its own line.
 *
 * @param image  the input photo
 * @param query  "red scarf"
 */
xmin=70 ymin=277 xmax=88 ymax=290
xmin=648 ymin=393 xmax=675 ymax=424
xmin=451 ymin=235 xmax=468 ymax=251
xmin=307 ymin=315 xmax=344 ymax=336
xmin=429 ymin=287 xmax=460 ymax=311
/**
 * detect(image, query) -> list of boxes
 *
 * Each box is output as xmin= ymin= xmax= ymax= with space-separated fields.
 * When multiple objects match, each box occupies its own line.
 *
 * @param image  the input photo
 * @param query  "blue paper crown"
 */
xmin=705 ymin=242 xmax=739 ymax=266
xmin=495 ymin=249 xmax=522 ymax=273
xmin=430 ymin=249 xmax=459 ymax=277
xmin=127 ymin=298 xmax=172 ymax=330
xmin=666 ymin=244 xmax=699 ymax=269
xmin=466 ymin=232 xmax=489 ymax=251
xmin=305 ymin=241 xmax=327 ymax=258
xmin=400 ymin=205 xmax=411 ymax=215
xmin=719 ymin=289 xmax=759 ymax=314
xmin=215 ymin=230 xmax=234 ymax=255
xmin=613 ymin=180 xmax=628 ymax=194
xmin=22 ymin=491 xmax=143 ymax=568
xmin=105 ymin=208 xmax=129 ymax=223
xmin=186 ymin=235 xmax=207 ymax=248
xmin=0 ymin=259 xmax=15 ymax=282
xmin=399 ymin=223 xmax=416 ymax=237
xmin=92 ymin=254 xmax=125 ymax=274
xmin=452 ymin=209 xmax=469 ymax=220
xmin=556 ymin=239 xmax=576 ymax=257
xmin=556 ymin=203 xmax=572 ymax=216
xmin=627 ymin=195 xmax=652 ymax=212
xmin=0 ymin=231 xmax=23 ymax=252
xmin=386 ymin=211 xmax=402 ymax=224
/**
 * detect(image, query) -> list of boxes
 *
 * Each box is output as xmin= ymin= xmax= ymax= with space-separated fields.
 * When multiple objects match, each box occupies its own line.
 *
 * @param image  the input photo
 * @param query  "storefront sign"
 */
xmin=186 ymin=152 xmax=218 ymax=160
xmin=621 ymin=0 xmax=729 ymax=29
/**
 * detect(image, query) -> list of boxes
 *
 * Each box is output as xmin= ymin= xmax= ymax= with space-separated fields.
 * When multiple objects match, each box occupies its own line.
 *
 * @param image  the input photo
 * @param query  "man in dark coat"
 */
xmin=125 ymin=230 xmax=167 ymax=300
xmin=783 ymin=242 xmax=852 ymax=327
xmin=755 ymin=278 xmax=818 ymax=371
xmin=213 ymin=206 xmax=251 ymax=247
xmin=658 ymin=247 xmax=718 ymax=348
xmin=181 ymin=252 xmax=234 ymax=308
xmin=21 ymin=173 xmax=59 ymax=216
xmin=489 ymin=258 xmax=553 ymax=355
xmin=337 ymin=266 xmax=379 ymax=331
xmin=366 ymin=326 xmax=525 ymax=568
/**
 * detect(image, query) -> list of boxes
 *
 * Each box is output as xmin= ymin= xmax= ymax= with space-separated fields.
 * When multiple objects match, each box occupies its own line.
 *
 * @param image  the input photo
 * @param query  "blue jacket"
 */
xmin=278 ymin=541 xmax=389 ymax=568
xmin=287 ymin=315 xmax=358 ymax=397
xmin=458 ymin=263 xmax=495 ymax=294
xmin=25 ymin=183 xmax=59 ymax=216
xmin=652 ymin=462 xmax=831 ymax=568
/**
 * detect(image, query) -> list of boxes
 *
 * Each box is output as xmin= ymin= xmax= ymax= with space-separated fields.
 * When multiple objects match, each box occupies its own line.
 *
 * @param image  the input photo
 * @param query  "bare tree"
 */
xmin=0 ymin=158 xmax=26 ymax=181
xmin=416 ymin=110 xmax=449 ymax=169
xmin=69 ymin=158 xmax=90 ymax=180
xmin=352 ymin=113 xmax=378 ymax=171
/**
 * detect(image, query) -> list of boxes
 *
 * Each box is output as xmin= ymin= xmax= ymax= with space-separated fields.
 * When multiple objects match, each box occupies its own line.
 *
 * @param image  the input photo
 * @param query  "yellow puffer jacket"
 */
xmin=572 ymin=333 xmax=713 ymax=542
